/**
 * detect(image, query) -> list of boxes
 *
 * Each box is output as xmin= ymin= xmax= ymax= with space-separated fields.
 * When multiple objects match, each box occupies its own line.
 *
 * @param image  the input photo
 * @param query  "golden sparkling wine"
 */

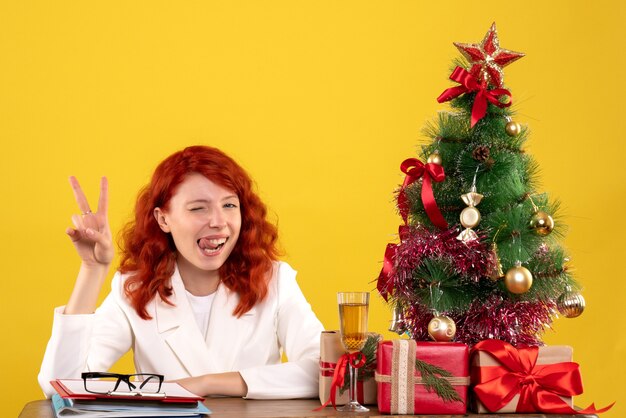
xmin=336 ymin=292 xmax=369 ymax=412
xmin=339 ymin=303 xmax=368 ymax=352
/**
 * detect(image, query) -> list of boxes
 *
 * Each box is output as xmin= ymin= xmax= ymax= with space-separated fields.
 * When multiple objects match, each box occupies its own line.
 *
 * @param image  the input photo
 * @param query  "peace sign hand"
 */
xmin=66 ymin=176 xmax=114 ymax=267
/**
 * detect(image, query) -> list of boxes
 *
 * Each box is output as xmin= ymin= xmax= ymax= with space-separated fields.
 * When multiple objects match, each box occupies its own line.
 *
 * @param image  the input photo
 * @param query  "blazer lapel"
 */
xmin=154 ymin=267 xmax=214 ymax=376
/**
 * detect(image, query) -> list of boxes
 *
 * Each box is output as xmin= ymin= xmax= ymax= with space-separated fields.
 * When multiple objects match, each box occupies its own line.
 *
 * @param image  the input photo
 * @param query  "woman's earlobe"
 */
xmin=153 ymin=208 xmax=171 ymax=233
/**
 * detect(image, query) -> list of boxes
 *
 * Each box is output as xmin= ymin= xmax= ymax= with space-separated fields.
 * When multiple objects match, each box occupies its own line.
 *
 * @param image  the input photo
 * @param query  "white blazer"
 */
xmin=38 ymin=261 xmax=324 ymax=399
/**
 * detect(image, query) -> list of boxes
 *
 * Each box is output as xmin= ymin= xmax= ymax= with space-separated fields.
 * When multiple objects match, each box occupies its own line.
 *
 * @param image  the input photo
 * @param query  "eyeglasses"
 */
xmin=81 ymin=372 xmax=165 ymax=397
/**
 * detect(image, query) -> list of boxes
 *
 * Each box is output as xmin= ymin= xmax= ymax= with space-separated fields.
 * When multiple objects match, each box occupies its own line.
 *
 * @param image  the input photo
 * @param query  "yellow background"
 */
xmin=1 ymin=1 xmax=624 ymax=416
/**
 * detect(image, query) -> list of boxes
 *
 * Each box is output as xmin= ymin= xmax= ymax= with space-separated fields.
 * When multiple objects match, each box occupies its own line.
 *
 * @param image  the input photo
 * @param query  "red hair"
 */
xmin=119 ymin=145 xmax=280 ymax=320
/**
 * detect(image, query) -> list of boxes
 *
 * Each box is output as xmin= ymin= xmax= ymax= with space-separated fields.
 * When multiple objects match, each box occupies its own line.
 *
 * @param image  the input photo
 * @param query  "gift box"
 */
xmin=375 ymin=339 xmax=469 ymax=415
xmin=318 ymin=331 xmax=379 ymax=406
xmin=471 ymin=339 xmax=579 ymax=414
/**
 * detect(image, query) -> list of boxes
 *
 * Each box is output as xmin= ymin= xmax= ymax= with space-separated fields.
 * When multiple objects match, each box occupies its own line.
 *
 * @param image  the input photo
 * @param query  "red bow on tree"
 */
xmin=397 ymin=158 xmax=448 ymax=230
xmin=437 ymin=66 xmax=512 ymax=127
xmin=376 ymin=242 xmax=398 ymax=301
xmin=377 ymin=226 xmax=410 ymax=301
xmin=377 ymin=158 xmax=447 ymax=301
xmin=472 ymin=339 xmax=614 ymax=415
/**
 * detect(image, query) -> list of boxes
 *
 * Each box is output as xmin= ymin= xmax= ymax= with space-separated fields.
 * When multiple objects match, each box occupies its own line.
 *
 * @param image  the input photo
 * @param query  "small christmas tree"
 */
xmin=378 ymin=23 xmax=585 ymax=347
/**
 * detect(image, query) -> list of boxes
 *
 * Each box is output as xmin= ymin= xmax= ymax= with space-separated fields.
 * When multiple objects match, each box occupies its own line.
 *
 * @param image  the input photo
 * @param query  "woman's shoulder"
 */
xmin=110 ymin=270 xmax=130 ymax=287
xmin=272 ymin=260 xmax=296 ymax=279
xmin=268 ymin=260 xmax=297 ymax=286
xmin=268 ymin=261 xmax=307 ymax=299
xmin=107 ymin=270 xmax=141 ymax=301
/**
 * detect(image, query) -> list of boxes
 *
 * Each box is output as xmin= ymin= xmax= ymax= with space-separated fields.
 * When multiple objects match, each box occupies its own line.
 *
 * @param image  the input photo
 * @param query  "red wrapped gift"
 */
xmin=375 ymin=339 xmax=469 ymax=415
xmin=471 ymin=339 xmax=613 ymax=415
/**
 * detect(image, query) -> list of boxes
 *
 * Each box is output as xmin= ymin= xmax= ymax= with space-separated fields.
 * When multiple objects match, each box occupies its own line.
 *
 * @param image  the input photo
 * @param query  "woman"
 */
xmin=38 ymin=145 xmax=324 ymax=399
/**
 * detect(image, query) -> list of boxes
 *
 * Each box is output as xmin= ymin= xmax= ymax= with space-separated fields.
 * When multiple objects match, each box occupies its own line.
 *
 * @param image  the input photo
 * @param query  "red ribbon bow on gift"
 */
xmin=315 ymin=351 xmax=366 ymax=410
xmin=437 ymin=66 xmax=512 ymax=127
xmin=398 ymin=158 xmax=448 ymax=230
xmin=472 ymin=339 xmax=614 ymax=415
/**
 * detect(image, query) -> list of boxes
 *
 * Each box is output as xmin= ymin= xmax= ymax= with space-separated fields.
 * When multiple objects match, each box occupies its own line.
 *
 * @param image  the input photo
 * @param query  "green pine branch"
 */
xmin=414 ymin=358 xmax=464 ymax=404
xmin=411 ymin=258 xmax=479 ymax=312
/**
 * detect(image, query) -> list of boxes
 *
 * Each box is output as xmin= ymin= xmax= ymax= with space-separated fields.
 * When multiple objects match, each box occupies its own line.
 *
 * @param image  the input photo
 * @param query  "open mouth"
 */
xmin=197 ymin=237 xmax=228 ymax=255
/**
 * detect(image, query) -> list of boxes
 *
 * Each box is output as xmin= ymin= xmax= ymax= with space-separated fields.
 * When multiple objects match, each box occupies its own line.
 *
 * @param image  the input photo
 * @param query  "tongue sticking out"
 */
xmin=198 ymin=237 xmax=225 ymax=250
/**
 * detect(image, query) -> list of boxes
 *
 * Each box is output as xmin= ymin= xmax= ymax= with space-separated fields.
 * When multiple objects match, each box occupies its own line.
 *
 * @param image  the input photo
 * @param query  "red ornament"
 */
xmin=454 ymin=22 xmax=524 ymax=88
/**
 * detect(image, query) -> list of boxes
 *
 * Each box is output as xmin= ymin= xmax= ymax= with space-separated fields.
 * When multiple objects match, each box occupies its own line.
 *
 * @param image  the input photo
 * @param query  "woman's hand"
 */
xmin=66 ymin=176 xmax=113 ymax=267
xmin=63 ymin=176 xmax=114 ymax=314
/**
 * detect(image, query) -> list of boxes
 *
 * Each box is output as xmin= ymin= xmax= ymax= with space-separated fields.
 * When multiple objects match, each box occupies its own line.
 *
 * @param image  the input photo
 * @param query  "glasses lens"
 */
xmin=131 ymin=374 xmax=163 ymax=393
xmin=84 ymin=376 xmax=128 ymax=394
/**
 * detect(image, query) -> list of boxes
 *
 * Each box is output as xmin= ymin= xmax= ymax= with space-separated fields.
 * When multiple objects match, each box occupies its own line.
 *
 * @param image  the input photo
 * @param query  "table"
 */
xmin=19 ymin=398 xmax=598 ymax=418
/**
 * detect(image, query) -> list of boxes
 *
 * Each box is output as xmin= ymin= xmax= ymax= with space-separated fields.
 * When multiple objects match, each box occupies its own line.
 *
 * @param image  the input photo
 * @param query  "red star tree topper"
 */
xmin=454 ymin=22 xmax=524 ymax=88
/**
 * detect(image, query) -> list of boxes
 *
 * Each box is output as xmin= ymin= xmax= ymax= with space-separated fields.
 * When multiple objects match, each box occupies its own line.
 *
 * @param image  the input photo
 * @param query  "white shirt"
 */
xmin=185 ymin=290 xmax=216 ymax=339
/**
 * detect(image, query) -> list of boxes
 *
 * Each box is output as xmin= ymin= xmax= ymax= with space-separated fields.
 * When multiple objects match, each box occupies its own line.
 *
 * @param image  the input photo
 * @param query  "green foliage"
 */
xmin=414 ymin=358 xmax=464 ymax=404
xmin=422 ymin=111 xmax=470 ymax=144
xmin=523 ymin=245 xmax=579 ymax=300
xmin=411 ymin=259 xmax=479 ymax=312
xmin=449 ymin=56 xmax=470 ymax=74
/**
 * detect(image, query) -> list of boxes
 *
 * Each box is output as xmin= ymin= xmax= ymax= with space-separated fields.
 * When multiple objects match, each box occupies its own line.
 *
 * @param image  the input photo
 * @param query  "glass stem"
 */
xmin=348 ymin=364 xmax=358 ymax=403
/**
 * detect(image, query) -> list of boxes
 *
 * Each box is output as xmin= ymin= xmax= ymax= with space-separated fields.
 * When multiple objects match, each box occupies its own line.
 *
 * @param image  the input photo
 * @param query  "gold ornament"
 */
xmin=505 ymin=120 xmax=521 ymax=137
xmin=530 ymin=210 xmax=554 ymax=236
xmin=427 ymin=151 xmax=442 ymax=165
xmin=504 ymin=262 xmax=533 ymax=294
xmin=428 ymin=315 xmax=456 ymax=342
xmin=457 ymin=186 xmax=483 ymax=243
xmin=460 ymin=206 xmax=481 ymax=228
xmin=557 ymin=287 xmax=586 ymax=318
xmin=388 ymin=304 xmax=408 ymax=335
xmin=488 ymin=243 xmax=504 ymax=280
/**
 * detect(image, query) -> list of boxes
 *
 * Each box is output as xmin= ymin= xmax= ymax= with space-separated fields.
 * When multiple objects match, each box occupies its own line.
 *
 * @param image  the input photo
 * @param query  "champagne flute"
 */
xmin=337 ymin=292 xmax=370 ymax=412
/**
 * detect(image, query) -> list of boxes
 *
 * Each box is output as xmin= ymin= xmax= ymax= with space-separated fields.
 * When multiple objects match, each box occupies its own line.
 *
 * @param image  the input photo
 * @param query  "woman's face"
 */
xmin=154 ymin=173 xmax=241 ymax=281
